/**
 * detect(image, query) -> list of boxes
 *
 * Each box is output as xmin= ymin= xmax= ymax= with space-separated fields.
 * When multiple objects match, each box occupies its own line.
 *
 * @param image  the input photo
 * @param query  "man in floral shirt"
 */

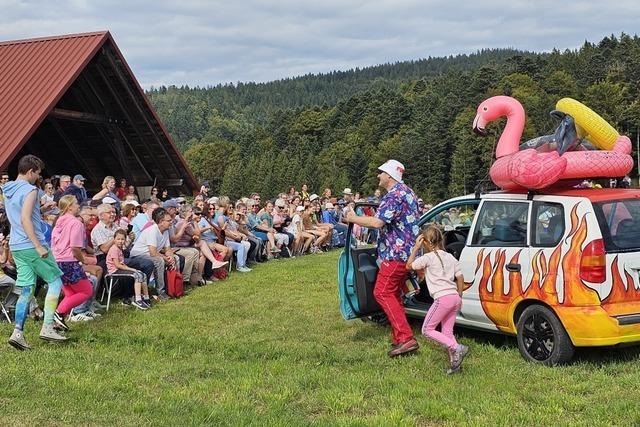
xmin=346 ymin=159 xmax=420 ymax=357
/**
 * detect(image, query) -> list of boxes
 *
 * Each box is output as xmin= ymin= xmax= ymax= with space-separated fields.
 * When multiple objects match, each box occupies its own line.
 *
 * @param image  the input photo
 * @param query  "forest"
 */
xmin=146 ymin=33 xmax=640 ymax=203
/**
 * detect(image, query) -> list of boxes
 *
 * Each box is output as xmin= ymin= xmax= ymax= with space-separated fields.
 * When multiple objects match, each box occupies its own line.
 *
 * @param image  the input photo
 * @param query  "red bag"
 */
xmin=211 ymin=251 xmax=228 ymax=280
xmin=165 ymin=269 xmax=184 ymax=298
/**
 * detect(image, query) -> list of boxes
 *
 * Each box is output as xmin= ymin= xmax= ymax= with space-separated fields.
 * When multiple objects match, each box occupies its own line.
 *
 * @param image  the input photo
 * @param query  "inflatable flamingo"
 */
xmin=473 ymin=96 xmax=633 ymax=190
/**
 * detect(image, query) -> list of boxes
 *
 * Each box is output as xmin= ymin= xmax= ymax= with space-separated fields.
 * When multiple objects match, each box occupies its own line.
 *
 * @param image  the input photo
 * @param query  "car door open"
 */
xmin=338 ymin=202 xmax=382 ymax=319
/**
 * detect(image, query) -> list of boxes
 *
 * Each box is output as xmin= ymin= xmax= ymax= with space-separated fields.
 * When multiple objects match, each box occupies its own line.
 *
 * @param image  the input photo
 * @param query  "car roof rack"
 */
xmin=474 ymin=179 xmax=499 ymax=200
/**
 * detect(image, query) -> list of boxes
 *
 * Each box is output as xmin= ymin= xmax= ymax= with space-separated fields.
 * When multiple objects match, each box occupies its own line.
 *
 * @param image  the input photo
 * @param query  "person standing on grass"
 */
xmin=345 ymin=159 xmax=420 ymax=358
xmin=5 ymin=155 xmax=67 ymax=350
xmin=406 ymin=226 xmax=468 ymax=374
xmin=50 ymin=195 xmax=94 ymax=332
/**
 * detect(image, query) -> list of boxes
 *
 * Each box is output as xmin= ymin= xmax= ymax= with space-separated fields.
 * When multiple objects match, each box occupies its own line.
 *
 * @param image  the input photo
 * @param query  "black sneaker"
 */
xmin=53 ymin=311 xmax=69 ymax=331
xmin=131 ymin=299 xmax=148 ymax=311
xmin=142 ymin=299 xmax=152 ymax=308
xmin=121 ymin=297 xmax=132 ymax=306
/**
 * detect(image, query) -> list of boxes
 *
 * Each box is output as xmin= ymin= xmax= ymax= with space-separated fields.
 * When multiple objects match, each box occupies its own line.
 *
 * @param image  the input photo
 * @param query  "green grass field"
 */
xmin=0 ymin=251 xmax=638 ymax=426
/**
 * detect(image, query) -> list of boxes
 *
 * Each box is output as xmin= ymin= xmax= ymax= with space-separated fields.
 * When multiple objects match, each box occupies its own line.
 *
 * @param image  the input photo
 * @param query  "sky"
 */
xmin=1 ymin=0 xmax=639 ymax=88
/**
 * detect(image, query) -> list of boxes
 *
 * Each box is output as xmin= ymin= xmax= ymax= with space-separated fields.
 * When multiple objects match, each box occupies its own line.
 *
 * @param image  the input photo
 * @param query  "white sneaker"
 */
xmin=40 ymin=324 xmax=68 ymax=342
xmin=69 ymin=313 xmax=94 ymax=322
xmin=85 ymin=311 xmax=101 ymax=318
xmin=236 ymin=266 xmax=252 ymax=273
xmin=211 ymin=259 xmax=229 ymax=269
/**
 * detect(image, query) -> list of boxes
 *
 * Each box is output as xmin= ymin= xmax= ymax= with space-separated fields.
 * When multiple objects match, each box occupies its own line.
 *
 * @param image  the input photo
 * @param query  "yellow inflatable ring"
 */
xmin=555 ymin=98 xmax=619 ymax=150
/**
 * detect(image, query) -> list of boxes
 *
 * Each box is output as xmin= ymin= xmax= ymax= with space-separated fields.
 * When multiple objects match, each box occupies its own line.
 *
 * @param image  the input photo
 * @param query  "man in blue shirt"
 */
xmin=346 ymin=160 xmax=420 ymax=357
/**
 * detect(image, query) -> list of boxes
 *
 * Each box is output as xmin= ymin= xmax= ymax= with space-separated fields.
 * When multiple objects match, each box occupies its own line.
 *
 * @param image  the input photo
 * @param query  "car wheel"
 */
xmin=516 ymin=305 xmax=574 ymax=366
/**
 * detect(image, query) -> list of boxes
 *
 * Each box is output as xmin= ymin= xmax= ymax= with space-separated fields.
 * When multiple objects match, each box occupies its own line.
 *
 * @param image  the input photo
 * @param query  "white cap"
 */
xmin=122 ymin=200 xmax=140 ymax=207
xmin=207 ymin=197 xmax=219 ymax=205
xmin=309 ymin=194 xmax=319 ymax=202
xmin=296 ymin=205 xmax=305 ymax=212
xmin=325 ymin=202 xmax=334 ymax=209
xmin=274 ymin=199 xmax=286 ymax=208
xmin=102 ymin=196 xmax=118 ymax=204
xmin=378 ymin=159 xmax=405 ymax=183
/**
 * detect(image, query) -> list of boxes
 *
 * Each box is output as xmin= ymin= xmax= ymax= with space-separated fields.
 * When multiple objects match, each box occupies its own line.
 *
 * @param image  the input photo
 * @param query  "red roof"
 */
xmin=0 ymin=31 xmax=198 ymax=192
xmin=0 ymin=31 xmax=109 ymax=168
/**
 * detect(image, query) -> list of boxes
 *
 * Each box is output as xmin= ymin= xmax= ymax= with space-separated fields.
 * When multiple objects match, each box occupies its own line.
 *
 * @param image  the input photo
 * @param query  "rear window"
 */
xmin=594 ymin=199 xmax=640 ymax=252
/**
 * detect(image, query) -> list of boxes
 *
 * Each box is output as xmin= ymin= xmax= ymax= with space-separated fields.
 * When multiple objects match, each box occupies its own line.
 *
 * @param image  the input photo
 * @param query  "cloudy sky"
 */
xmin=1 ymin=0 xmax=639 ymax=88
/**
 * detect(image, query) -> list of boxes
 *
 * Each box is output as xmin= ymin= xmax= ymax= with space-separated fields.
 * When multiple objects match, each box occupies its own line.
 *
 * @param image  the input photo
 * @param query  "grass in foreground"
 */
xmin=0 ymin=251 xmax=639 ymax=426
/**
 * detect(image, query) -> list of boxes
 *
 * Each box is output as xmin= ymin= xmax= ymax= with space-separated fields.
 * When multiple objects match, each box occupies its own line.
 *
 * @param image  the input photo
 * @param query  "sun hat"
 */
xmin=296 ymin=205 xmax=305 ymax=212
xmin=309 ymin=194 xmax=319 ymax=202
xmin=122 ymin=200 xmax=140 ymax=207
xmin=207 ymin=196 xmax=219 ymax=205
xmin=325 ymin=202 xmax=334 ymax=209
xmin=342 ymin=188 xmax=353 ymax=195
xmin=377 ymin=159 xmax=405 ymax=183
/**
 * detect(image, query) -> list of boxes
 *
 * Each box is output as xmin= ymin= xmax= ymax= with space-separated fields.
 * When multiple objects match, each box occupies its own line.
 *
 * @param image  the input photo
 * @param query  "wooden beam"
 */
xmin=75 ymin=73 xmax=154 ymax=183
xmin=49 ymin=108 xmax=124 ymax=125
xmin=100 ymin=47 xmax=180 ymax=177
xmin=47 ymin=118 xmax=101 ymax=184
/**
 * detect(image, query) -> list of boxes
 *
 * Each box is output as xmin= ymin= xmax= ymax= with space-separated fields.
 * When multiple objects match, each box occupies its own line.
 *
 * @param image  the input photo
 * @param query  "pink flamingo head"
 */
xmin=473 ymin=96 xmax=526 ymax=158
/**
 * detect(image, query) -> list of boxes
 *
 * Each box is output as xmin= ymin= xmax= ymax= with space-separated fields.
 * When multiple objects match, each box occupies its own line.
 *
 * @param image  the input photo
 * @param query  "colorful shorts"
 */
xmin=12 ymin=247 xmax=63 ymax=287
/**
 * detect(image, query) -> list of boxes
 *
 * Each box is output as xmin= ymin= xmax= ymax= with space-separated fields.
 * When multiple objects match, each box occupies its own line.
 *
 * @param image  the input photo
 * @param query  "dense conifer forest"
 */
xmin=147 ymin=33 xmax=640 ymax=202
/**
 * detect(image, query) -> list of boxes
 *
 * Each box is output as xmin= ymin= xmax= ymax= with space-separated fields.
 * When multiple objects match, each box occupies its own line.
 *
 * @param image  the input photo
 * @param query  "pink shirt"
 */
xmin=51 ymin=213 xmax=85 ymax=262
xmin=106 ymin=244 xmax=125 ymax=274
xmin=411 ymin=250 xmax=462 ymax=299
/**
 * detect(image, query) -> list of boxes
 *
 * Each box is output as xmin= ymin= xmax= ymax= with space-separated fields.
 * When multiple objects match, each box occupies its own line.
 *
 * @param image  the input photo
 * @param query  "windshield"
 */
xmin=594 ymin=199 xmax=640 ymax=252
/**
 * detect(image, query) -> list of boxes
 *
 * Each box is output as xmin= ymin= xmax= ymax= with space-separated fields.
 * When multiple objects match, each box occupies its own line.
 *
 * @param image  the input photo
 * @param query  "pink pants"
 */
xmin=421 ymin=294 xmax=461 ymax=351
xmin=57 ymin=278 xmax=93 ymax=316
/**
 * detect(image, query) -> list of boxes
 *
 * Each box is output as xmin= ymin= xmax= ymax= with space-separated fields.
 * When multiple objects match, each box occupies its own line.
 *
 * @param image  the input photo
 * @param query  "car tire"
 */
xmin=516 ymin=305 xmax=574 ymax=366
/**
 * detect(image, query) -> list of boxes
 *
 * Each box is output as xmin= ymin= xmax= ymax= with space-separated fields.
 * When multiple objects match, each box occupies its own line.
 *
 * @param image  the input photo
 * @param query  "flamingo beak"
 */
xmin=473 ymin=114 xmax=488 ymax=136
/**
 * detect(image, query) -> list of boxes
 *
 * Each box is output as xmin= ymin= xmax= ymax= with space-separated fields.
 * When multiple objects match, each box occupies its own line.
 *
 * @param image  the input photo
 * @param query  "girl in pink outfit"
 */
xmin=406 ymin=226 xmax=468 ymax=374
xmin=51 ymin=195 xmax=94 ymax=332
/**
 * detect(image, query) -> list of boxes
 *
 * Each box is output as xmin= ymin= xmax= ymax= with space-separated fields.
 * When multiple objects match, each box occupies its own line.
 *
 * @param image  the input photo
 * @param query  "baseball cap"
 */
xmin=296 ymin=205 xmax=305 ymax=212
xmin=325 ymin=202 xmax=334 ymax=209
xmin=275 ymin=199 xmax=286 ymax=208
xmin=102 ymin=196 xmax=117 ymax=204
xmin=163 ymin=199 xmax=179 ymax=209
xmin=123 ymin=200 xmax=140 ymax=207
xmin=73 ymin=174 xmax=86 ymax=182
xmin=207 ymin=196 xmax=219 ymax=205
xmin=377 ymin=159 xmax=404 ymax=183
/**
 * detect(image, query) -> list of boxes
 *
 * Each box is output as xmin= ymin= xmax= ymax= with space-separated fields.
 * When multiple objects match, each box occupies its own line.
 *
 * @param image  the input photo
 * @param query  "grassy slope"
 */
xmin=0 ymin=251 xmax=638 ymax=426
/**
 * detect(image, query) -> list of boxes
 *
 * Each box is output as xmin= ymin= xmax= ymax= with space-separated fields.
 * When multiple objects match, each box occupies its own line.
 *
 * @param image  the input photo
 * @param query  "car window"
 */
xmin=425 ymin=203 xmax=478 ymax=231
xmin=594 ymin=199 xmax=640 ymax=252
xmin=532 ymin=202 xmax=564 ymax=247
xmin=471 ymin=201 xmax=529 ymax=246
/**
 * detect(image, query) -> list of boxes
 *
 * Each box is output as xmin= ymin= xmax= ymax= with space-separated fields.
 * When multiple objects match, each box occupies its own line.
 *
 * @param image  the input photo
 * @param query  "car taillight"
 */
xmin=580 ymin=239 xmax=606 ymax=283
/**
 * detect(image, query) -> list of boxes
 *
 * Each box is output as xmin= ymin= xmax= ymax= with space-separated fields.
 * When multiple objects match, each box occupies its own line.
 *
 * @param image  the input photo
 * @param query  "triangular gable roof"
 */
xmin=0 ymin=31 xmax=198 ymax=193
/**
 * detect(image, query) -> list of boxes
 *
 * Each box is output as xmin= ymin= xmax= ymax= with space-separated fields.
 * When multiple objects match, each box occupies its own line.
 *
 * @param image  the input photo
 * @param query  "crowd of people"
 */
xmin=1 ymin=155 xmax=425 ymax=350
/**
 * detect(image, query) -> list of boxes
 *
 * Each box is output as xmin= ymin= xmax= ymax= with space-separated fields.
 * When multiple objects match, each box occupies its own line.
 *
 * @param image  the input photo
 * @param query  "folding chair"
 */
xmin=101 ymin=273 xmax=134 ymax=311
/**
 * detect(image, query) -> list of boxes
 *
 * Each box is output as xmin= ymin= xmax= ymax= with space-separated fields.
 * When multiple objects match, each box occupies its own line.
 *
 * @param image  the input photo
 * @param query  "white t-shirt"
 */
xmin=130 ymin=223 xmax=167 ymax=257
xmin=411 ymin=250 xmax=462 ymax=299
xmin=286 ymin=214 xmax=302 ymax=236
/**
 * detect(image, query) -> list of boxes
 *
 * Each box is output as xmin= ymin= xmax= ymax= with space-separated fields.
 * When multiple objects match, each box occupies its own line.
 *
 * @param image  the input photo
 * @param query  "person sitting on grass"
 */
xmin=406 ymin=226 xmax=468 ymax=374
xmin=106 ymin=229 xmax=151 ymax=310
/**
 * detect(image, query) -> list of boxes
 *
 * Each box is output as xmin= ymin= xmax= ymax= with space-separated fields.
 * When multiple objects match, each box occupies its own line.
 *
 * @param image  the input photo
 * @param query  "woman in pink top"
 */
xmin=406 ymin=226 xmax=469 ymax=374
xmin=51 ymin=195 xmax=94 ymax=332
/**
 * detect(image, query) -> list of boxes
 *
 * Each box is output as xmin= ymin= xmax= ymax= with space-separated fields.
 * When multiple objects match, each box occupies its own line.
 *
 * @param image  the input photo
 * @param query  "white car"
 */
xmin=338 ymin=188 xmax=640 ymax=365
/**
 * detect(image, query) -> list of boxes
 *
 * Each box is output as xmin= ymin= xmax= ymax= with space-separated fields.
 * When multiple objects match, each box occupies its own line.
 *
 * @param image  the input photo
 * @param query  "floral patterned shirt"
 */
xmin=374 ymin=182 xmax=419 ymax=261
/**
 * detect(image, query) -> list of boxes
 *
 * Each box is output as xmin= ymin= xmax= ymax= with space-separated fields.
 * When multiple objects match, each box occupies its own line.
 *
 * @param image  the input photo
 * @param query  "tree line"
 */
xmin=148 ymin=33 xmax=640 ymax=203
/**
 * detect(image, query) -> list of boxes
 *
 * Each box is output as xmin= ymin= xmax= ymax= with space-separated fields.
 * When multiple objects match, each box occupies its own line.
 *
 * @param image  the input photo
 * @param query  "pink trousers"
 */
xmin=421 ymin=294 xmax=461 ymax=351
xmin=57 ymin=278 xmax=93 ymax=316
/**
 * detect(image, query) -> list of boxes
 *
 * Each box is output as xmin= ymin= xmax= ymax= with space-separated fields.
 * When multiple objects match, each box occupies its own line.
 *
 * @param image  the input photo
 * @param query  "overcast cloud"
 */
xmin=1 ymin=0 xmax=639 ymax=88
